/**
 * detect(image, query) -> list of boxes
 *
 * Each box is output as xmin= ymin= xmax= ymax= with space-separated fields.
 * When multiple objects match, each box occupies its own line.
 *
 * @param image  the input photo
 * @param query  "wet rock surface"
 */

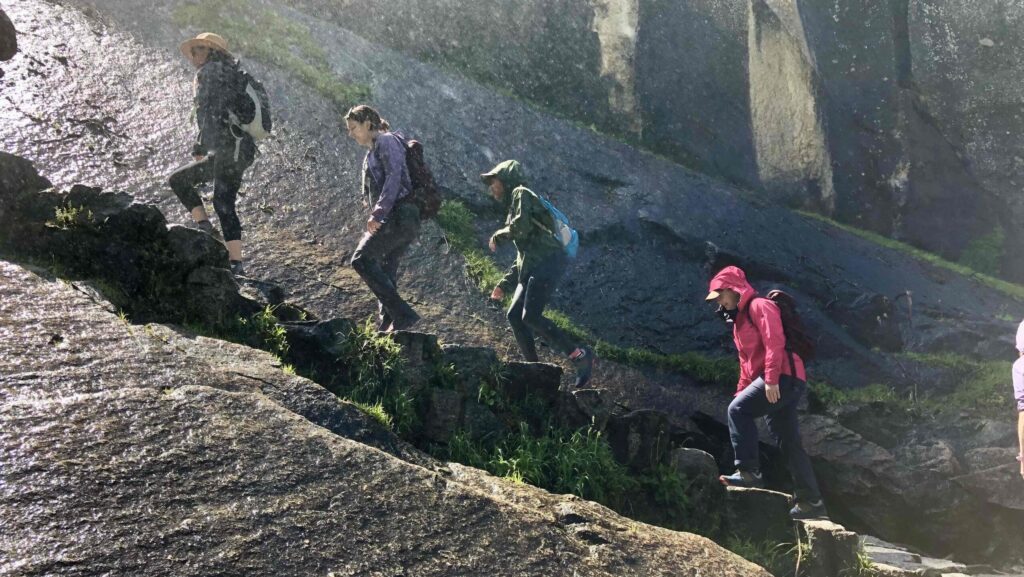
xmin=0 ymin=259 xmax=771 ymax=577
xmin=2 ymin=0 xmax=1024 ymax=570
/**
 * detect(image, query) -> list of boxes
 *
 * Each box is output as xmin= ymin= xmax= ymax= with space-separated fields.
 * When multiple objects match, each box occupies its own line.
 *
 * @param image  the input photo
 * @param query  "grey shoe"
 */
xmin=229 ymin=260 xmax=246 ymax=277
xmin=790 ymin=499 xmax=829 ymax=520
xmin=719 ymin=469 xmax=765 ymax=489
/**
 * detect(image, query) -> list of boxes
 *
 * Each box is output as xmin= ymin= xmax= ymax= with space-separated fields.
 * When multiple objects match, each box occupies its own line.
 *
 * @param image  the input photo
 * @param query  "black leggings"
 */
xmin=506 ymin=252 xmax=577 ymax=361
xmin=168 ymin=150 xmax=251 ymax=242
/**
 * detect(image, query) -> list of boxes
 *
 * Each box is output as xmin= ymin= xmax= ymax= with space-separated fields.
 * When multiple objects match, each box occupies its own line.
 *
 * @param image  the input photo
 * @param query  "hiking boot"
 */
xmin=390 ymin=310 xmax=420 ymax=332
xmin=719 ymin=469 xmax=764 ymax=489
xmin=790 ymin=499 xmax=828 ymax=520
xmin=229 ymin=260 xmax=246 ymax=278
xmin=376 ymin=314 xmax=393 ymax=333
xmin=569 ymin=346 xmax=595 ymax=388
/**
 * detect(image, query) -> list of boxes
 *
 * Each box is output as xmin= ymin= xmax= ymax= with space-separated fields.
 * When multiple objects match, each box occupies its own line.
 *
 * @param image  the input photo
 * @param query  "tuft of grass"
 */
xmin=959 ymin=226 xmax=1005 ymax=278
xmin=281 ymin=363 xmax=297 ymax=375
xmin=901 ymin=352 xmax=1011 ymax=414
xmin=440 ymin=423 xmax=635 ymax=505
xmin=438 ymin=199 xmax=738 ymax=386
xmin=238 ymin=305 xmax=289 ymax=361
xmin=809 ymin=353 xmax=1012 ymax=416
xmin=352 ymin=400 xmax=395 ymax=431
xmin=436 ymin=200 xmax=508 ymax=294
xmin=51 ymin=204 xmax=94 ymax=230
xmin=800 ymin=210 xmax=1024 ymax=302
xmin=174 ymin=0 xmax=371 ymax=111
xmin=808 ymin=381 xmax=904 ymax=410
xmin=725 ymin=536 xmax=801 ymax=577
xmin=336 ymin=319 xmax=420 ymax=435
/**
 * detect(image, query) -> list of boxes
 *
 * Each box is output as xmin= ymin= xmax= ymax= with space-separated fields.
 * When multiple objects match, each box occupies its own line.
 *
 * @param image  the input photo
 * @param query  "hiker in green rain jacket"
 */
xmin=481 ymin=160 xmax=595 ymax=388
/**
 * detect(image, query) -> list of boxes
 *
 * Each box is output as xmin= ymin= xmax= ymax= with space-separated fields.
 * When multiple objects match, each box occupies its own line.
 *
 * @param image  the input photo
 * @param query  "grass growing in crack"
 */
xmin=799 ymin=210 xmax=1024 ymax=301
xmin=51 ymin=205 xmax=94 ymax=230
xmin=441 ymin=423 xmax=635 ymax=504
xmin=437 ymin=199 xmax=738 ymax=386
xmin=352 ymin=400 xmax=395 ymax=431
xmin=725 ymin=536 xmax=801 ymax=577
xmin=174 ymin=0 xmax=371 ymax=111
xmin=809 ymin=353 xmax=1011 ymax=416
xmin=238 ymin=305 xmax=289 ymax=360
xmin=336 ymin=318 xmax=420 ymax=435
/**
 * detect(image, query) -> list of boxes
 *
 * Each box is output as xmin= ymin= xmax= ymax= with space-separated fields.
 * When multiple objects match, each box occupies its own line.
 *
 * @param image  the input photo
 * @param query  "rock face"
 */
xmin=0 ymin=259 xmax=769 ymax=577
xmin=287 ymin=0 xmax=1019 ymax=279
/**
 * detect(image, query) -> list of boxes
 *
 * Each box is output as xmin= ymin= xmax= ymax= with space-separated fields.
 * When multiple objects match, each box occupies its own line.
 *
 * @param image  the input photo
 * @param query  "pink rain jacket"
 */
xmin=709 ymin=266 xmax=806 ymax=394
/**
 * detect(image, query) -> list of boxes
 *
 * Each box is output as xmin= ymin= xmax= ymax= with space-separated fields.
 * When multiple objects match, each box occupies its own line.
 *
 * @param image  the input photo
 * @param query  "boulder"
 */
xmin=892 ymin=440 xmax=962 ymax=477
xmin=724 ymin=487 xmax=793 ymax=544
xmin=556 ymin=387 xmax=612 ymax=431
xmin=670 ymin=448 xmax=720 ymax=484
xmin=798 ymin=519 xmax=860 ymax=577
xmin=422 ymin=387 xmax=463 ymax=445
xmin=502 ymin=361 xmax=562 ymax=407
xmin=954 ymin=448 xmax=1024 ymax=511
xmin=166 ymin=224 xmax=229 ymax=271
xmin=606 ymin=409 xmax=672 ymax=472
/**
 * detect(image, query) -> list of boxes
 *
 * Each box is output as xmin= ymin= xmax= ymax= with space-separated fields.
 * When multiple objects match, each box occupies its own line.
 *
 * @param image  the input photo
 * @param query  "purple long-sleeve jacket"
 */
xmin=363 ymin=132 xmax=412 ymax=222
xmin=1015 ymin=320 xmax=1024 ymax=412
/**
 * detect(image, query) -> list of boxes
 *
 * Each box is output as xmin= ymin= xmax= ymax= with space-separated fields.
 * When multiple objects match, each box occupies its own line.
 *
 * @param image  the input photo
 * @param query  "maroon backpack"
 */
xmin=401 ymin=138 xmax=442 ymax=220
xmin=746 ymin=290 xmax=816 ymax=362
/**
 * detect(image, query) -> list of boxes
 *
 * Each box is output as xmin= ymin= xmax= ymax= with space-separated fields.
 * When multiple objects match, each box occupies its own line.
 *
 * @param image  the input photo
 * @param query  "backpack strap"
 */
xmin=744 ymin=297 xmax=796 ymax=378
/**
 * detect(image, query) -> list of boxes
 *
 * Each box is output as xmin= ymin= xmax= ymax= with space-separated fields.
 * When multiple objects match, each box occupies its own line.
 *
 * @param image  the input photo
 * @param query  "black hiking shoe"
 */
xmin=376 ymin=314 xmax=393 ymax=333
xmin=790 ymin=499 xmax=828 ymax=520
xmin=390 ymin=310 xmax=420 ymax=332
xmin=719 ymin=469 xmax=764 ymax=489
xmin=570 ymin=346 xmax=595 ymax=389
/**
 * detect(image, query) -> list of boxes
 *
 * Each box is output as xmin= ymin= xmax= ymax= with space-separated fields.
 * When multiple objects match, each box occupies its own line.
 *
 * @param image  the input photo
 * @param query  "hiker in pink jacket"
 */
xmin=706 ymin=266 xmax=826 ymax=519
xmin=1013 ymin=320 xmax=1024 ymax=479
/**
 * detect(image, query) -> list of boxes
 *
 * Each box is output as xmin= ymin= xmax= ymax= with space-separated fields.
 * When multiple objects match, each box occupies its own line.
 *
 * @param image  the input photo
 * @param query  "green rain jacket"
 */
xmin=487 ymin=160 xmax=564 ymax=293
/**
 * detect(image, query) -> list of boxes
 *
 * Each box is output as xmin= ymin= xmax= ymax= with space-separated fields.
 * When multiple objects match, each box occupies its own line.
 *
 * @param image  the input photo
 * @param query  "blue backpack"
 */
xmin=533 ymin=193 xmax=579 ymax=258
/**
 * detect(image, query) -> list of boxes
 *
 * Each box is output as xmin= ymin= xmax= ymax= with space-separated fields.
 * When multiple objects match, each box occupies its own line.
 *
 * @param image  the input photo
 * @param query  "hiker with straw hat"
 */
xmin=167 ymin=32 xmax=257 ymax=277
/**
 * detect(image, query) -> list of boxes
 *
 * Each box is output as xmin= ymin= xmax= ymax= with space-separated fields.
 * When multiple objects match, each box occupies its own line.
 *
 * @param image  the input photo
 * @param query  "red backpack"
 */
xmin=401 ymin=138 xmax=441 ymax=220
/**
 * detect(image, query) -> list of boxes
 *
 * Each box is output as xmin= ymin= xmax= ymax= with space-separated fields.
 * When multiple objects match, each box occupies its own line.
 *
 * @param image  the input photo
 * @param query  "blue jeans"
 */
xmin=727 ymin=375 xmax=822 ymax=502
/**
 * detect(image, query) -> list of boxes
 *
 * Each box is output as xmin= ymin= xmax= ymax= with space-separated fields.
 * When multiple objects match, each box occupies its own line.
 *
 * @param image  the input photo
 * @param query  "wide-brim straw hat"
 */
xmin=179 ymin=32 xmax=230 ymax=61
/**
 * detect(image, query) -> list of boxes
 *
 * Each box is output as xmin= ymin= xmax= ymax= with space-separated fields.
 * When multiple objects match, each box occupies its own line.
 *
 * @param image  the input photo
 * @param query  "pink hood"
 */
xmin=708 ymin=266 xmax=806 ymax=391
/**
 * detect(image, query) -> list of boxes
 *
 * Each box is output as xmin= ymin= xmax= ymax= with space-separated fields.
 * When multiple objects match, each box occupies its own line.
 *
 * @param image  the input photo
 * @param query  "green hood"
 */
xmin=482 ymin=159 xmax=528 ymax=197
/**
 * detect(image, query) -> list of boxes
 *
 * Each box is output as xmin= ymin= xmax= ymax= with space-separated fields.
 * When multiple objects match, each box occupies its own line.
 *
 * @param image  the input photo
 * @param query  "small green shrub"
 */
xmin=438 ymin=423 xmax=635 ymax=505
xmin=959 ymin=226 xmax=1005 ymax=278
xmin=238 ymin=305 xmax=289 ymax=360
xmin=352 ymin=400 xmax=394 ymax=430
xmin=337 ymin=319 xmax=420 ymax=435
xmin=725 ymin=535 xmax=800 ymax=577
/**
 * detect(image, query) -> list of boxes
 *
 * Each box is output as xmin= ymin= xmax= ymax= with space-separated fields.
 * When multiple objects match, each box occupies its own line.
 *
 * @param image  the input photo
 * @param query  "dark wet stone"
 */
xmin=724 ymin=487 xmax=793 ymax=544
xmin=501 ymin=361 xmax=561 ymax=406
xmin=556 ymin=388 xmax=611 ymax=432
xmin=166 ymin=224 xmax=229 ymax=271
xmin=606 ymin=409 xmax=672 ymax=473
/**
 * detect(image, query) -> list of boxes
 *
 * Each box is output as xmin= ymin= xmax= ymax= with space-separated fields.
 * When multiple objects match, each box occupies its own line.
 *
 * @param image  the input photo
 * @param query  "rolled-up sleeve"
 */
xmin=1013 ymin=358 xmax=1024 ymax=412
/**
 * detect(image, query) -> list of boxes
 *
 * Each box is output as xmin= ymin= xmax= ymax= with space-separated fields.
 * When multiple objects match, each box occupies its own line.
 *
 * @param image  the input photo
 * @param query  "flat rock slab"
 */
xmin=0 ymin=260 xmax=768 ymax=576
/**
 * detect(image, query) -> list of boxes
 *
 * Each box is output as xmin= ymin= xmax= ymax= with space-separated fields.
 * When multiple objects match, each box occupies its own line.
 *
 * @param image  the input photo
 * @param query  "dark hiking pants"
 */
xmin=506 ymin=251 xmax=577 ymax=361
xmin=168 ymin=148 xmax=252 ymax=242
xmin=350 ymin=202 xmax=421 ymax=325
xmin=728 ymin=375 xmax=822 ymax=503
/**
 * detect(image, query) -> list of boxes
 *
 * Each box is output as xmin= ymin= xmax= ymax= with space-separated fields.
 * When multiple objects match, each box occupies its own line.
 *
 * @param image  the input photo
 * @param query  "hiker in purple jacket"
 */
xmin=343 ymin=105 xmax=421 ymax=333
xmin=1014 ymin=320 xmax=1024 ymax=479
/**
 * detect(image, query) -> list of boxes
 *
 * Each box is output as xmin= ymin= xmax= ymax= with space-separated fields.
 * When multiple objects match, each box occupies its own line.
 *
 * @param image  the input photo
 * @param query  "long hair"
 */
xmin=344 ymin=104 xmax=391 ymax=132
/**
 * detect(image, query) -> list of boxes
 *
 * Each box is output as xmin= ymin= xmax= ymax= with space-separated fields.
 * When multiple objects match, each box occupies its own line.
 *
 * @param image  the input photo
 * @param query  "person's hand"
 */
xmin=488 ymin=237 xmax=497 ymax=253
xmin=490 ymin=286 xmax=504 ymax=301
xmin=765 ymin=383 xmax=780 ymax=404
xmin=367 ymin=217 xmax=382 ymax=234
xmin=193 ymin=154 xmax=206 ymax=162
